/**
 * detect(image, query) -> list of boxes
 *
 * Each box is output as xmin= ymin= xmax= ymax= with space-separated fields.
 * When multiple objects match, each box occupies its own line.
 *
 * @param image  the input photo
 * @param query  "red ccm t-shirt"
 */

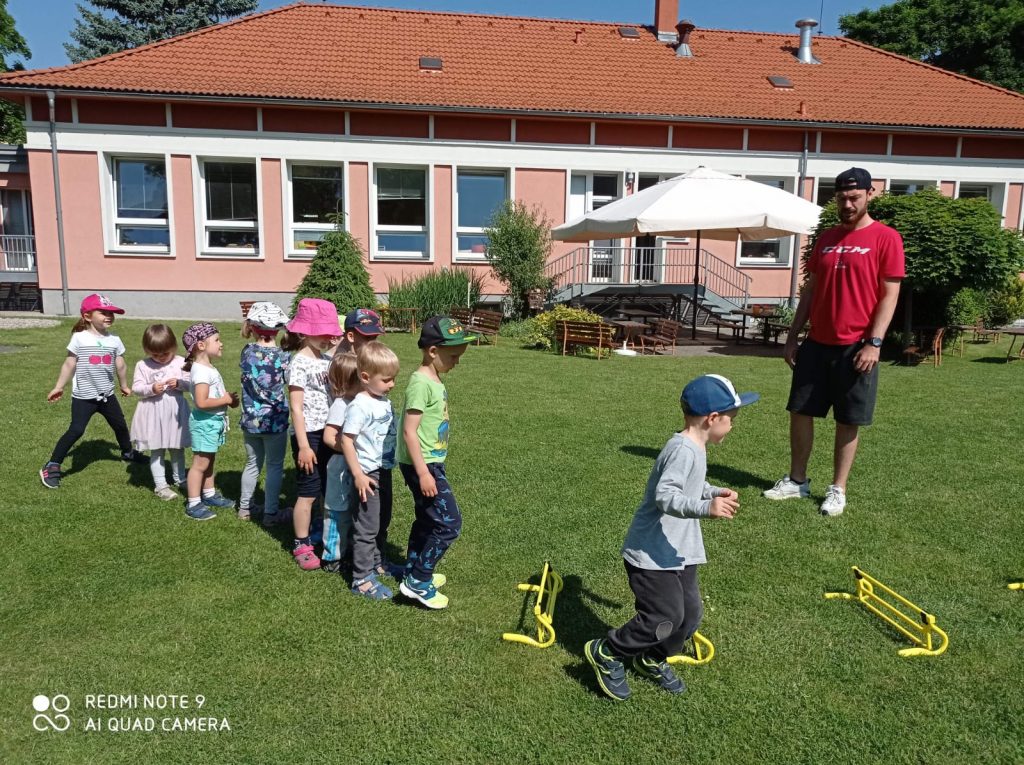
xmin=807 ymin=221 xmax=905 ymax=345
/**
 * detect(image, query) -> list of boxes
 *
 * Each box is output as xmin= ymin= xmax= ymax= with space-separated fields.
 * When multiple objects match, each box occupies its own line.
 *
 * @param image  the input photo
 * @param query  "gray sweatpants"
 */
xmin=240 ymin=431 xmax=288 ymax=514
xmin=351 ymin=468 xmax=393 ymax=581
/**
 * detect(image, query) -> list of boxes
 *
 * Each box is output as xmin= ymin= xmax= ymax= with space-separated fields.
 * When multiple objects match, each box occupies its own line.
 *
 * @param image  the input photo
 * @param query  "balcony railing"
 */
xmin=545 ymin=246 xmax=751 ymax=310
xmin=0 ymin=234 xmax=36 ymax=272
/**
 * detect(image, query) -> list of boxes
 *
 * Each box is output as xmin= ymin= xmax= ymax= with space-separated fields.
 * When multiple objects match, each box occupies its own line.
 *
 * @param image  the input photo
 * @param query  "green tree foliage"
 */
xmin=805 ymin=188 xmax=1024 ymax=328
xmin=66 ymin=0 xmax=257 ymax=63
xmin=484 ymin=201 xmax=553 ymax=320
xmin=0 ymin=0 xmax=30 ymax=144
xmin=292 ymin=219 xmax=376 ymax=317
xmin=839 ymin=0 xmax=1024 ymax=93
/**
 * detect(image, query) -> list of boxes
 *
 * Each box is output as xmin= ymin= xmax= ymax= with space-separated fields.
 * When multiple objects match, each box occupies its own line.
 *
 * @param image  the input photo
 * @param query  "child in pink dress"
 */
xmin=130 ymin=324 xmax=191 ymax=500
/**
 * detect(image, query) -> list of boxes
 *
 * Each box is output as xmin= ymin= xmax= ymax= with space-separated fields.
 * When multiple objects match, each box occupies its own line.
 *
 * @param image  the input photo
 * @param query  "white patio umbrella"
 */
xmin=551 ymin=167 xmax=824 ymax=339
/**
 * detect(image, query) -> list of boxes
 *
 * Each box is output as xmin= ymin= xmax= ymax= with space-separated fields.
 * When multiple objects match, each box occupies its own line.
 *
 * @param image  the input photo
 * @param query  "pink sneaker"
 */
xmin=292 ymin=544 xmax=320 ymax=571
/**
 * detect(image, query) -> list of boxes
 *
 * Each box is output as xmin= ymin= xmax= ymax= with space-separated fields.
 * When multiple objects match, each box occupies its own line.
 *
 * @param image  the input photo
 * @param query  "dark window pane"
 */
xmin=958 ymin=184 xmax=991 ymax=201
xmin=378 ymin=232 xmax=427 ymax=255
xmin=377 ymin=168 xmax=426 ymax=226
xmin=115 ymin=159 xmax=167 ymax=219
xmin=117 ymin=226 xmax=169 ymax=247
xmin=889 ymin=181 xmax=929 ymax=196
xmin=207 ymin=228 xmax=259 ymax=248
xmin=457 ymin=234 xmax=489 ymax=253
xmin=457 ymin=171 xmax=506 ymax=228
xmin=592 ymin=174 xmax=618 ymax=197
xmin=638 ymin=175 xmax=661 ymax=191
xmin=816 ymin=181 xmax=835 ymax=207
xmin=741 ymin=241 xmax=781 ymax=259
xmin=293 ymin=164 xmax=343 ymax=223
xmin=206 ymin=162 xmax=257 ymax=222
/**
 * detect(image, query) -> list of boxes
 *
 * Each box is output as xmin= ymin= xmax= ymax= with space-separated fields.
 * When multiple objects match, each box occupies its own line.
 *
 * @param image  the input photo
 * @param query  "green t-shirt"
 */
xmin=397 ymin=371 xmax=449 ymax=465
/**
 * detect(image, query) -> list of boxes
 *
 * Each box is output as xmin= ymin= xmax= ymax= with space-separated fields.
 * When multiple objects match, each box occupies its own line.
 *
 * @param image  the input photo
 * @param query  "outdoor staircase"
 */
xmin=543 ymin=246 xmax=750 ymax=326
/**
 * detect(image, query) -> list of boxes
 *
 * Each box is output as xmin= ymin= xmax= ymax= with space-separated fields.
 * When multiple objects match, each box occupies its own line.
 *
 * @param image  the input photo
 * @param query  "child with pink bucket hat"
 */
xmin=284 ymin=298 xmax=343 ymax=569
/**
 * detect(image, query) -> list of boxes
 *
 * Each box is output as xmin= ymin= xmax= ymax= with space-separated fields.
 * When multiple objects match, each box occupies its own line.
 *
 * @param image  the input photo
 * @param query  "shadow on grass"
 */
xmin=970 ymin=356 xmax=1016 ymax=364
xmin=66 ymin=439 xmax=121 ymax=475
xmin=545 ymin=574 xmax=624 ymax=694
xmin=619 ymin=446 xmax=766 ymax=490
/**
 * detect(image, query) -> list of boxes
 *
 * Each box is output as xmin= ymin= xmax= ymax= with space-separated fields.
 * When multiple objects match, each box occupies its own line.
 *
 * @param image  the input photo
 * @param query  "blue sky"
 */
xmin=8 ymin=0 xmax=888 ymax=71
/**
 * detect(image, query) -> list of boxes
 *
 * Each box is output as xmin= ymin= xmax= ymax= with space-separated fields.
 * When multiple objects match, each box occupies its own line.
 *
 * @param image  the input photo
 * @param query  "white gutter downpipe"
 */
xmin=47 ymin=90 xmax=70 ymax=316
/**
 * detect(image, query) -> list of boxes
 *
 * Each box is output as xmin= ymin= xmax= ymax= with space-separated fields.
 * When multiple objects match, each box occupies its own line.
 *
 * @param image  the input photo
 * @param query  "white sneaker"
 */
xmin=763 ymin=475 xmax=810 ymax=500
xmin=820 ymin=485 xmax=847 ymax=516
xmin=154 ymin=486 xmax=178 ymax=501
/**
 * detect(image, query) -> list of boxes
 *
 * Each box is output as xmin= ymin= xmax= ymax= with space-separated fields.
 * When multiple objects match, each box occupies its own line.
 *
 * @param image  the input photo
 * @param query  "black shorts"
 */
xmin=786 ymin=339 xmax=879 ymax=426
xmin=291 ymin=429 xmax=332 ymax=498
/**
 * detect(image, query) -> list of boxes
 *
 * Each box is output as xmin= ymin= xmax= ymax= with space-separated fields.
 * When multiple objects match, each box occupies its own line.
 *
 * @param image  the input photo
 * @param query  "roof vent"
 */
xmin=618 ymin=26 xmax=641 ymax=39
xmin=419 ymin=56 xmax=443 ymax=71
xmin=768 ymin=75 xmax=793 ymax=88
xmin=795 ymin=19 xmax=820 ymax=64
xmin=675 ymin=20 xmax=695 ymax=57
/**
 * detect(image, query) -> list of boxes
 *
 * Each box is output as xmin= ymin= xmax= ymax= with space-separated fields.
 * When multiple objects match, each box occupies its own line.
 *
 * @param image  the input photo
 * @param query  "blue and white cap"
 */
xmin=681 ymin=374 xmax=760 ymax=416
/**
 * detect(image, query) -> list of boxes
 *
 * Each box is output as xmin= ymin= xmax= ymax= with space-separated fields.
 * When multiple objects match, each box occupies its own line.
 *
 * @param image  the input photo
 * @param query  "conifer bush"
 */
xmin=292 ymin=218 xmax=376 ymax=316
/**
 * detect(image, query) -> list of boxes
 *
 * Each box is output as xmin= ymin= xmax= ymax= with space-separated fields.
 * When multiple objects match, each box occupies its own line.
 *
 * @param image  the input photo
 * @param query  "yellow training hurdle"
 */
xmin=501 ymin=561 xmax=563 ymax=649
xmin=1010 ymin=582 xmax=1024 ymax=591
xmin=825 ymin=567 xmax=948 ymax=658
xmin=666 ymin=631 xmax=715 ymax=666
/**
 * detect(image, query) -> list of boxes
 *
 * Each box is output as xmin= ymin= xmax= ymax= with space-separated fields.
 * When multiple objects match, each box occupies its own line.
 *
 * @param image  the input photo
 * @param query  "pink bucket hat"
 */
xmin=81 ymin=293 xmax=125 ymax=315
xmin=287 ymin=298 xmax=342 ymax=337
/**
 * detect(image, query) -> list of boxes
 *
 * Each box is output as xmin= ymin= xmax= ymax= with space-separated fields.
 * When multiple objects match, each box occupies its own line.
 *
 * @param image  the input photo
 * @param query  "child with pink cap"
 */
xmin=283 ymin=298 xmax=342 ymax=569
xmin=40 ymin=293 xmax=146 ymax=489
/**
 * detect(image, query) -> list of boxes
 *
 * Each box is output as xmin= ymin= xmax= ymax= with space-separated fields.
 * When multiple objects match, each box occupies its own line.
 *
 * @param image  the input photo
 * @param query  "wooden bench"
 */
xmin=450 ymin=308 xmax=502 ymax=345
xmin=555 ymin=320 xmax=616 ymax=359
xmin=644 ymin=318 xmax=682 ymax=354
xmin=904 ymin=327 xmax=945 ymax=367
xmin=239 ymin=300 xmax=255 ymax=321
xmin=708 ymin=316 xmax=744 ymax=342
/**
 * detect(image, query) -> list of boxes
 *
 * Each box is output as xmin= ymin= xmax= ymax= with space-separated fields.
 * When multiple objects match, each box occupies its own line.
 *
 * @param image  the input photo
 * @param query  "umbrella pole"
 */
xmin=691 ymin=231 xmax=701 ymax=340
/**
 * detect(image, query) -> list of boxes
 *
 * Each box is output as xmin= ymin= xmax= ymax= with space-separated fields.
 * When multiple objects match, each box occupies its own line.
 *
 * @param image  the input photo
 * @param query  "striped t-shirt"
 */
xmin=68 ymin=330 xmax=125 ymax=400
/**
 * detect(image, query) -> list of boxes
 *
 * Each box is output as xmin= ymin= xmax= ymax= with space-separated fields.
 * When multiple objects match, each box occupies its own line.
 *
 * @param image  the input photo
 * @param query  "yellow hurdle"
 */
xmin=1009 ymin=582 xmax=1024 ymax=591
xmin=825 ymin=567 xmax=948 ymax=658
xmin=666 ymin=631 xmax=715 ymax=666
xmin=501 ymin=561 xmax=564 ymax=649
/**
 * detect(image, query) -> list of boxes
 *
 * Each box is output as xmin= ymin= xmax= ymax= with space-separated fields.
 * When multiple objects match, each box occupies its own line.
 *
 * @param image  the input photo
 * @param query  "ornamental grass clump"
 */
xmin=385 ymin=268 xmax=484 ymax=322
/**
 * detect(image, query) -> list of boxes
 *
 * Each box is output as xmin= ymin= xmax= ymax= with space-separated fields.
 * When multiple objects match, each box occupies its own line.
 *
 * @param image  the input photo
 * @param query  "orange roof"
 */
xmin=2 ymin=2 xmax=1023 ymax=131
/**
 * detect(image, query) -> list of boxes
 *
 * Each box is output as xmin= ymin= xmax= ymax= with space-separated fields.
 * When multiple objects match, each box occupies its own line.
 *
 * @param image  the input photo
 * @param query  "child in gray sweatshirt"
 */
xmin=585 ymin=374 xmax=759 ymax=701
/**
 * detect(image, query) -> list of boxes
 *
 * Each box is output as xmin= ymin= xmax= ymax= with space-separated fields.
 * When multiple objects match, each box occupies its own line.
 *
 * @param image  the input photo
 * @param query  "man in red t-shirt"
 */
xmin=764 ymin=167 xmax=905 ymax=516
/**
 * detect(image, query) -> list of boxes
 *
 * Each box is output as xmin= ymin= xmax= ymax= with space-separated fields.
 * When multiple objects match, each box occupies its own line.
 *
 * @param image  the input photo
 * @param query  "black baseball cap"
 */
xmin=417 ymin=316 xmax=477 ymax=348
xmin=835 ymin=167 xmax=872 ymax=191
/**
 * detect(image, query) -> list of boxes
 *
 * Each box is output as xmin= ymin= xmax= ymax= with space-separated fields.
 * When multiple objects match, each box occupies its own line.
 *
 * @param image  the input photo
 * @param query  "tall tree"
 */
xmin=0 ymin=0 xmax=30 ymax=144
xmin=840 ymin=0 xmax=1024 ymax=93
xmin=66 ymin=0 xmax=258 ymax=63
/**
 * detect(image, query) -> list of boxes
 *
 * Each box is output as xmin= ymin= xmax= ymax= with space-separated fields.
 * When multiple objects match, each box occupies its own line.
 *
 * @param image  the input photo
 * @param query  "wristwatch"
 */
xmin=865 ymin=336 xmax=883 ymax=348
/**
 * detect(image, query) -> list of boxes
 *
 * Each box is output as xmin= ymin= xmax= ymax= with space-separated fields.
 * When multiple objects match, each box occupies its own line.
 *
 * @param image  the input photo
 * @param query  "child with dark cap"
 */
xmin=394 ymin=316 xmax=477 ymax=609
xmin=338 ymin=308 xmax=385 ymax=356
xmin=585 ymin=374 xmax=759 ymax=701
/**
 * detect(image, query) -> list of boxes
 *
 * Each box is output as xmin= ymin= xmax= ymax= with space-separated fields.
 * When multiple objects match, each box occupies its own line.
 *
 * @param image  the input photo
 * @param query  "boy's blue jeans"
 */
xmin=399 ymin=462 xmax=461 ymax=582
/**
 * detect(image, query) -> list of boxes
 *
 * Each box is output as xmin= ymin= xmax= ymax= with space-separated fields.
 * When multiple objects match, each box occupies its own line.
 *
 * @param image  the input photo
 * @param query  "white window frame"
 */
xmin=284 ymin=159 xmax=348 ymax=260
xmin=737 ymin=175 xmax=796 ymax=268
xmin=99 ymin=153 xmax=174 ymax=257
xmin=371 ymin=163 xmax=432 ymax=262
xmin=0 ymin=188 xmax=33 ymax=235
xmin=452 ymin=166 xmax=511 ymax=263
xmin=195 ymin=157 xmax=262 ymax=259
xmin=886 ymin=179 xmax=938 ymax=196
xmin=568 ymin=171 xmax=623 ymax=282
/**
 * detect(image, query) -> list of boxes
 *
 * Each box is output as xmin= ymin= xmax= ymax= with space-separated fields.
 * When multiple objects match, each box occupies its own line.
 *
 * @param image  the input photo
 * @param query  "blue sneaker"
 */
xmin=351 ymin=574 xmax=393 ymax=601
xmin=584 ymin=639 xmax=631 ymax=701
xmin=399 ymin=575 xmax=449 ymax=609
xmin=633 ymin=654 xmax=686 ymax=694
xmin=184 ymin=501 xmax=217 ymax=521
xmin=201 ymin=493 xmax=235 ymax=509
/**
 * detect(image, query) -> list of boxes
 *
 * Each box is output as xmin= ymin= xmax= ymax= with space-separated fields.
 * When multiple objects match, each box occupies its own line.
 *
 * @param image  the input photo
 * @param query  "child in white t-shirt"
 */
xmin=321 ymin=352 xmax=361 ymax=575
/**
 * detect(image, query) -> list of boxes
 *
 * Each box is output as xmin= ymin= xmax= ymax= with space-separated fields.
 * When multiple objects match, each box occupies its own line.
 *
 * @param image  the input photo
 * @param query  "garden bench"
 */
xmin=708 ymin=316 xmax=744 ymax=342
xmin=645 ymin=318 xmax=683 ymax=354
xmin=555 ymin=320 xmax=616 ymax=359
xmin=449 ymin=308 xmax=501 ymax=345
xmin=903 ymin=326 xmax=945 ymax=367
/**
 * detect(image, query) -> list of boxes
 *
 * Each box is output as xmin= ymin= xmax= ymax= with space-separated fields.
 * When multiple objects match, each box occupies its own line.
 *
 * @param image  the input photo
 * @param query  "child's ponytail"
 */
xmin=71 ymin=316 xmax=90 ymax=334
xmin=279 ymin=331 xmax=302 ymax=352
xmin=182 ymin=351 xmax=195 ymax=373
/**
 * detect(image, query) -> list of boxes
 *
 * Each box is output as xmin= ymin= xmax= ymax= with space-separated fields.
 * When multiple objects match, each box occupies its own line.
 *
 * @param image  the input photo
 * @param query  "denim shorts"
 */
xmin=189 ymin=412 xmax=227 ymax=453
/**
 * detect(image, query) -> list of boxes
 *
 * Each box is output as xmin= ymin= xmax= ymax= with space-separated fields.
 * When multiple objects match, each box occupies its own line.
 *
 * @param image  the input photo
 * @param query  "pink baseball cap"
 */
xmin=80 ymin=293 xmax=125 ymax=315
xmin=286 ymin=298 xmax=342 ymax=338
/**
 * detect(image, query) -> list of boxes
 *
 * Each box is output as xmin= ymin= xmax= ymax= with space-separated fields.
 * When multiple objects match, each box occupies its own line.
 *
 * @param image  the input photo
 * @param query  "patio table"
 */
xmin=1001 ymin=327 xmax=1024 ymax=362
xmin=610 ymin=320 xmax=649 ymax=351
xmin=737 ymin=307 xmax=784 ymax=345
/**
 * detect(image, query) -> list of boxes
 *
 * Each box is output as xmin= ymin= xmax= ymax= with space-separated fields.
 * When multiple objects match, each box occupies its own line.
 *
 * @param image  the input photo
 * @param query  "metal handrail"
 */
xmin=545 ymin=245 xmax=751 ymax=310
xmin=0 ymin=234 xmax=36 ymax=271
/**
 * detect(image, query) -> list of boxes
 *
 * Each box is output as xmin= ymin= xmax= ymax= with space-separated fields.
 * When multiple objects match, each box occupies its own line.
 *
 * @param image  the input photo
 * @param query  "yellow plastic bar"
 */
xmin=1009 ymin=582 xmax=1024 ymax=591
xmin=501 ymin=561 xmax=564 ymax=649
xmin=825 ymin=567 xmax=948 ymax=658
xmin=666 ymin=631 xmax=715 ymax=666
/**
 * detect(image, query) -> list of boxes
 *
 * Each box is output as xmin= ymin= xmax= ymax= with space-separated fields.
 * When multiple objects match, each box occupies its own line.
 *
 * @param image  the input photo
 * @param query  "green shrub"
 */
xmin=292 ymin=218 xmax=376 ymax=315
xmin=484 ymin=201 xmax=553 ymax=320
xmin=522 ymin=305 xmax=603 ymax=351
xmin=946 ymin=287 xmax=989 ymax=327
xmin=386 ymin=268 xmax=484 ymax=323
xmin=498 ymin=318 xmax=535 ymax=341
xmin=987 ymin=276 xmax=1024 ymax=327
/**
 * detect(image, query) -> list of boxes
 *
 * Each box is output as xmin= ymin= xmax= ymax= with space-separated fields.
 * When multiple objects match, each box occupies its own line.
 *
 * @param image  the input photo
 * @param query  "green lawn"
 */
xmin=2 ymin=319 xmax=1022 ymax=764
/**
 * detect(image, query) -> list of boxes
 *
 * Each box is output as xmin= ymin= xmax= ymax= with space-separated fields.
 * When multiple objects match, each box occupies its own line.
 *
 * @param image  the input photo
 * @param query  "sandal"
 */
xmin=292 ymin=544 xmax=320 ymax=571
xmin=351 ymin=574 xmax=393 ymax=601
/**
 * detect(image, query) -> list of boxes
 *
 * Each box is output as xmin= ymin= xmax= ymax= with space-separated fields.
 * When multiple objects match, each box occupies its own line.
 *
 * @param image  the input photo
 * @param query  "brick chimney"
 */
xmin=654 ymin=0 xmax=679 ymax=43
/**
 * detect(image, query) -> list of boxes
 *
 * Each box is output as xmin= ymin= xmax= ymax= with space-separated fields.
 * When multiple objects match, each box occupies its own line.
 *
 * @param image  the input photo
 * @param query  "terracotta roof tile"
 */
xmin=2 ymin=2 xmax=1023 ymax=131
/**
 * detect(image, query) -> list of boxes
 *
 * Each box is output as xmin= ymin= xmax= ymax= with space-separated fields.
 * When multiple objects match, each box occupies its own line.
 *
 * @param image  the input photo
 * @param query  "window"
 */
xmin=888 ymin=180 xmax=933 ymax=196
xmin=288 ymin=163 xmax=343 ymax=256
xmin=201 ymin=160 xmax=259 ymax=254
xmin=110 ymin=157 xmax=169 ymax=252
xmin=375 ymin=166 xmax=428 ymax=259
xmin=815 ymin=180 xmax=835 ymax=207
xmin=455 ymin=169 xmax=508 ymax=260
xmin=0 ymin=189 xmax=33 ymax=236
xmin=569 ymin=172 xmax=621 ymax=281
xmin=739 ymin=177 xmax=794 ymax=267
xmin=957 ymin=183 xmax=1004 ymax=214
